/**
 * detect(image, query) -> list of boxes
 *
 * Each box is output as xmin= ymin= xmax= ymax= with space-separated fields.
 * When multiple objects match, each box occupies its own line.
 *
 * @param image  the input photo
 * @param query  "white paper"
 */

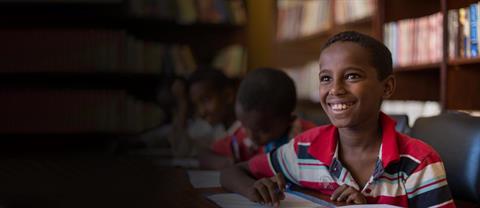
xmin=207 ymin=192 xmax=330 ymax=208
xmin=187 ymin=170 xmax=221 ymax=188
xmin=154 ymin=158 xmax=199 ymax=168
xmin=339 ymin=205 xmax=402 ymax=208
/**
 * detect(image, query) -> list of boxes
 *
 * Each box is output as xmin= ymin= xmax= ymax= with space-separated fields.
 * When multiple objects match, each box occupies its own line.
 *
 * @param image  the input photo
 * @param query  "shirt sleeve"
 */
xmin=210 ymin=136 xmax=233 ymax=157
xmin=248 ymin=138 xmax=300 ymax=185
xmin=405 ymin=152 xmax=455 ymax=208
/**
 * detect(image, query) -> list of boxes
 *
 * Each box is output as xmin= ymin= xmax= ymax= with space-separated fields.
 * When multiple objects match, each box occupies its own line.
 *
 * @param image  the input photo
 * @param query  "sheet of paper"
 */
xmin=339 ymin=205 xmax=402 ymax=208
xmin=207 ymin=192 xmax=331 ymax=208
xmin=187 ymin=170 xmax=221 ymax=188
xmin=154 ymin=158 xmax=199 ymax=168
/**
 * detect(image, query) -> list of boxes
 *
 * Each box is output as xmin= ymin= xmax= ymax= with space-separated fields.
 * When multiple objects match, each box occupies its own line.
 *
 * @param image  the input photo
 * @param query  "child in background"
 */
xmin=199 ymin=68 xmax=316 ymax=169
xmin=220 ymin=31 xmax=454 ymax=207
xmin=140 ymin=68 xmax=237 ymax=158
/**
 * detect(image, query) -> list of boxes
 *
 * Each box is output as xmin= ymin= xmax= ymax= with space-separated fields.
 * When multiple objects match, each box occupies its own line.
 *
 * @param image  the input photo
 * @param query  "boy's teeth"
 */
xmin=331 ymin=103 xmax=351 ymax=110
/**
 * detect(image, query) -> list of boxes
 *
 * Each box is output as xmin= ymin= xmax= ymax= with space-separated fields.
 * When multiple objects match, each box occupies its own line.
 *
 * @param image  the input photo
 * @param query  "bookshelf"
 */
xmin=378 ymin=0 xmax=480 ymax=110
xmin=273 ymin=0 xmax=375 ymax=68
xmin=0 ymin=0 xmax=248 ymax=139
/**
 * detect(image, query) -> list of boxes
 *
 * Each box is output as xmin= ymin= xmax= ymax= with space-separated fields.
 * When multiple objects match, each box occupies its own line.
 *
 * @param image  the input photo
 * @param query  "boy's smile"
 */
xmin=318 ymin=41 xmax=392 ymax=129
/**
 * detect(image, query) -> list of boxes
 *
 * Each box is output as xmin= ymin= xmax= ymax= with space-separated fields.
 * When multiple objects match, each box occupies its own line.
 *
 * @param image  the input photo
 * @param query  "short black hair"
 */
xmin=321 ymin=31 xmax=393 ymax=80
xmin=237 ymin=68 xmax=296 ymax=117
xmin=188 ymin=67 xmax=230 ymax=92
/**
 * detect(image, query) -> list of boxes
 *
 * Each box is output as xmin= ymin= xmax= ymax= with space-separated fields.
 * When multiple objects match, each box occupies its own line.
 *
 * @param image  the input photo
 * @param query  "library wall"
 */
xmin=0 ymin=0 xmax=248 ymax=137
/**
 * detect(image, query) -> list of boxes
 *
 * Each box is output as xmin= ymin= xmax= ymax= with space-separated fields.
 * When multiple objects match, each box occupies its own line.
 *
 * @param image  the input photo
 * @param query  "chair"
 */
xmin=389 ymin=114 xmax=410 ymax=135
xmin=410 ymin=111 xmax=480 ymax=204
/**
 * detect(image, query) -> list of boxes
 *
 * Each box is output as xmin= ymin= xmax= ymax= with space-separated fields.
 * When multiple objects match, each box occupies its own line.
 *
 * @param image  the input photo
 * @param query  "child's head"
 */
xmin=318 ymin=31 xmax=395 ymax=128
xmin=188 ymin=68 xmax=236 ymax=126
xmin=235 ymin=68 xmax=296 ymax=145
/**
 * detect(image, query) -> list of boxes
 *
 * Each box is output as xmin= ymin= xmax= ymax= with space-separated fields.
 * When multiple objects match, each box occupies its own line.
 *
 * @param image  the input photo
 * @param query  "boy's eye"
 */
xmin=319 ymin=75 xmax=331 ymax=82
xmin=345 ymin=73 xmax=361 ymax=80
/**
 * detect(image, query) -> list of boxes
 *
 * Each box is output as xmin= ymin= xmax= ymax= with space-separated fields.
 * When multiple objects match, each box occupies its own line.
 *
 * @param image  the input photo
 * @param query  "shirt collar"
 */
xmin=307 ymin=112 xmax=399 ymax=168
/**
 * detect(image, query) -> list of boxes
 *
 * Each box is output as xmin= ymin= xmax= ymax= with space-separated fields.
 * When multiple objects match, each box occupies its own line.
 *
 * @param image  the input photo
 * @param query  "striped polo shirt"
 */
xmin=248 ymin=113 xmax=455 ymax=207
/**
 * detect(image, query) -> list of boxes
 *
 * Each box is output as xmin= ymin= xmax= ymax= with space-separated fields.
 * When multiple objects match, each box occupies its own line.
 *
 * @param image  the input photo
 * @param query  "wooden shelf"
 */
xmin=0 ymin=2 xmax=126 ymax=28
xmin=0 ymin=72 xmax=165 ymax=89
xmin=393 ymin=62 xmax=441 ymax=72
xmin=448 ymin=57 xmax=480 ymax=66
xmin=0 ymin=2 xmax=246 ymax=31
xmin=276 ymin=17 xmax=372 ymax=45
xmin=383 ymin=0 xmax=441 ymax=22
xmin=391 ymin=68 xmax=440 ymax=101
xmin=446 ymin=0 xmax=479 ymax=10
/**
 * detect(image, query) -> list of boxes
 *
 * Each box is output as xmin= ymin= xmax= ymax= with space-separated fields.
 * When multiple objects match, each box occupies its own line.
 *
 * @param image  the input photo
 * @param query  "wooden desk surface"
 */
xmin=0 ymin=156 xmax=350 ymax=208
xmin=0 ymin=156 xmax=214 ymax=208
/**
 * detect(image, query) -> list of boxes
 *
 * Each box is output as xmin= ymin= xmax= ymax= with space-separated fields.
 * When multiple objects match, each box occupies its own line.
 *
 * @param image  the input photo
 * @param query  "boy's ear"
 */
xmin=382 ymin=75 xmax=396 ymax=99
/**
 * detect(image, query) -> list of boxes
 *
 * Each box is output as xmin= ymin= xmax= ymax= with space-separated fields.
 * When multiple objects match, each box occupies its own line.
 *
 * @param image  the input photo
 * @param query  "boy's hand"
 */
xmin=331 ymin=184 xmax=367 ymax=204
xmin=246 ymin=173 xmax=286 ymax=207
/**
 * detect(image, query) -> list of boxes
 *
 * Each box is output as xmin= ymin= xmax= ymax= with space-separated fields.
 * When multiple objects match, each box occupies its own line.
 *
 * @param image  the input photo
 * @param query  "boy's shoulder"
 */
xmin=293 ymin=124 xmax=336 ymax=144
xmin=395 ymin=132 xmax=442 ymax=163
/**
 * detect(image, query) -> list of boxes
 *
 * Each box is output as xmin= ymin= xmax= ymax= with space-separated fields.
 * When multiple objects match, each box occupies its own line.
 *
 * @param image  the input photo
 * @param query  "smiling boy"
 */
xmin=220 ymin=31 xmax=455 ymax=207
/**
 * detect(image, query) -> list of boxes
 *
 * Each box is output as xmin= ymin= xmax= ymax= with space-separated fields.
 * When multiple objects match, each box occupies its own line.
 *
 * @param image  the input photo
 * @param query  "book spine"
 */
xmin=470 ymin=4 xmax=478 ymax=57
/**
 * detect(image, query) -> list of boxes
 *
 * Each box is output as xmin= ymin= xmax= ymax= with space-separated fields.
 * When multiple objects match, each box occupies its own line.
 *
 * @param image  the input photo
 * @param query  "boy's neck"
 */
xmin=337 ymin=119 xmax=382 ymax=152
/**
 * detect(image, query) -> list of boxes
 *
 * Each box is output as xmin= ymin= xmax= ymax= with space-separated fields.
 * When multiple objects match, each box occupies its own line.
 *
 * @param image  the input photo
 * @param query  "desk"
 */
xmin=0 ymin=156 xmax=348 ymax=208
xmin=0 ymin=156 xmax=214 ymax=208
xmin=177 ymin=168 xmax=346 ymax=208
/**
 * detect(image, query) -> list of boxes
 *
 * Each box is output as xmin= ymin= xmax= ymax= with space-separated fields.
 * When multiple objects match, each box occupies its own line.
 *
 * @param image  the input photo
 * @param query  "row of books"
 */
xmin=0 ymin=89 xmax=164 ymax=134
xmin=0 ymin=29 xmax=194 ymax=75
xmin=276 ymin=0 xmax=374 ymax=41
xmin=212 ymin=44 xmax=247 ymax=78
xmin=128 ymin=0 xmax=246 ymax=25
xmin=448 ymin=3 xmax=480 ymax=60
xmin=383 ymin=12 xmax=443 ymax=67
xmin=276 ymin=0 xmax=331 ymax=41
xmin=283 ymin=61 xmax=320 ymax=103
xmin=334 ymin=0 xmax=374 ymax=25
xmin=0 ymin=0 xmax=122 ymax=2
xmin=0 ymin=29 xmax=246 ymax=77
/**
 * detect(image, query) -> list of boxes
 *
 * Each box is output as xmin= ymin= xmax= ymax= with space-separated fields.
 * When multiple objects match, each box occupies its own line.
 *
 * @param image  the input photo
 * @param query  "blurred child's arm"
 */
xmin=330 ymin=184 xmax=366 ymax=204
xmin=221 ymin=162 xmax=286 ymax=207
xmin=199 ymin=135 xmax=236 ymax=169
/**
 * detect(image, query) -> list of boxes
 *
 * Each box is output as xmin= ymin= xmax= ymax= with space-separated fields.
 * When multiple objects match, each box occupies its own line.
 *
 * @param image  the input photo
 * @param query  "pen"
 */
xmin=231 ymin=135 xmax=240 ymax=163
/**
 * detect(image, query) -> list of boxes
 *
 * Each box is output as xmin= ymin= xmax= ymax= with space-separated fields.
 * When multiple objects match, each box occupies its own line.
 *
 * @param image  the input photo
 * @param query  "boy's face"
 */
xmin=235 ymin=103 xmax=292 ymax=146
xmin=190 ymin=81 xmax=233 ymax=126
xmin=318 ymin=42 xmax=394 ymax=128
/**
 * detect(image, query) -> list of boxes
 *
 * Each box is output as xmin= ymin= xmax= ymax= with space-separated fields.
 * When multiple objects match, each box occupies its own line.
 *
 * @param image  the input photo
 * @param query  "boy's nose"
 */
xmin=329 ymin=82 xmax=346 ymax=96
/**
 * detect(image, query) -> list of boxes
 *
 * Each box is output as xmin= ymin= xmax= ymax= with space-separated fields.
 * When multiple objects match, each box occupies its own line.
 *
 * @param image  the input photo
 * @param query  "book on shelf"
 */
xmin=276 ymin=0 xmax=331 ymax=41
xmin=213 ymin=44 xmax=247 ymax=78
xmin=383 ymin=12 xmax=443 ymax=68
xmin=0 ymin=0 xmax=122 ymax=3
xmin=334 ymin=0 xmax=374 ymax=24
xmin=276 ymin=0 xmax=374 ymax=41
xmin=0 ymin=29 xmax=197 ymax=76
xmin=448 ymin=2 xmax=480 ymax=61
xmin=283 ymin=61 xmax=320 ymax=103
xmin=128 ymin=0 xmax=246 ymax=25
xmin=0 ymin=89 xmax=164 ymax=134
